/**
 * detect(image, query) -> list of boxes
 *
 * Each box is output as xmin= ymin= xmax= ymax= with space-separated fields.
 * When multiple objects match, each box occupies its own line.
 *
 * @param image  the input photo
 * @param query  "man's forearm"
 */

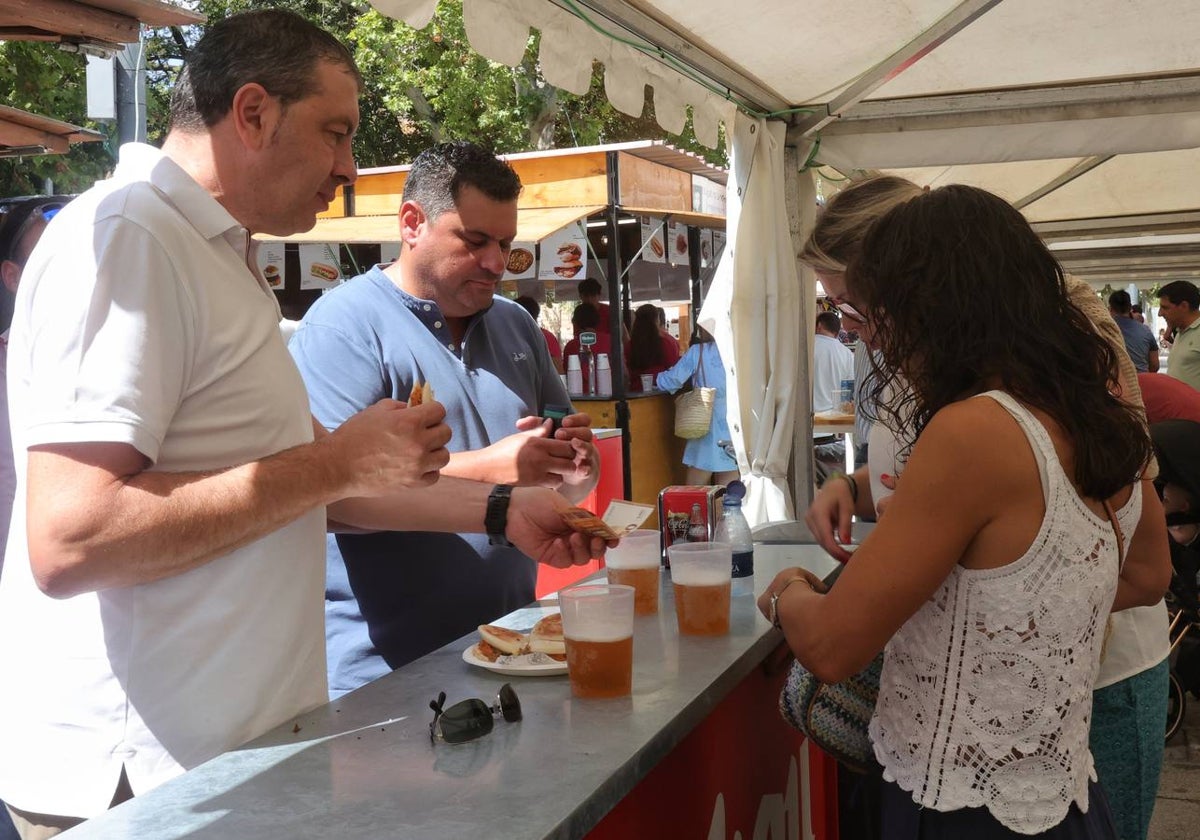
xmin=328 ymin=477 xmax=489 ymax=533
xmin=28 ymin=437 xmax=356 ymax=597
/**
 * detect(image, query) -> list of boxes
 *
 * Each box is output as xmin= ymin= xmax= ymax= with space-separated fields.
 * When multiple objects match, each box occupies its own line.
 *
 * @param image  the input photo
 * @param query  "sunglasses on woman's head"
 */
xmin=429 ymin=683 xmax=522 ymax=744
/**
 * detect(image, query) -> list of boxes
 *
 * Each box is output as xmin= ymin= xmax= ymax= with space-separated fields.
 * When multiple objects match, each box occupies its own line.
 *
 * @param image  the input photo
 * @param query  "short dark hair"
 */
xmin=169 ymin=9 xmax=361 ymax=132
xmin=816 ymin=311 xmax=841 ymax=334
xmin=1159 ymin=280 xmax=1200 ymax=310
xmin=572 ymin=302 xmax=600 ymax=330
xmin=0 ymin=196 xmax=72 ymax=264
xmin=577 ymin=277 xmax=602 ymax=299
xmin=1108 ymin=289 xmax=1132 ymax=313
xmin=515 ymin=295 xmax=539 ymax=319
xmin=1131 ymin=303 xmax=1143 ymax=314
xmin=402 ymin=141 xmax=522 ymax=222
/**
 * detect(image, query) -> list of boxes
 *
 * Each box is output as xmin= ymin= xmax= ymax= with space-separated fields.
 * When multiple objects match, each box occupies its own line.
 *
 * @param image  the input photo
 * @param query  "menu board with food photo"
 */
xmin=668 ymin=220 xmax=689 ymax=266
xmin=502 ymin=240 xmax=536 ymax=280
xmin=256 ymin=244 xmax=285 ymax=290
xmin=700 ymin=229 xmax=715 ymax=268
xmin=712 ymin=230 xmax=727 ymax=263
xmin=640 ymin=216 xmax=666 ymax=264
xmin=298 ymin=243 xmax=343 ymax=290
xmin=537 ymin=221 xmax=587 ymax=282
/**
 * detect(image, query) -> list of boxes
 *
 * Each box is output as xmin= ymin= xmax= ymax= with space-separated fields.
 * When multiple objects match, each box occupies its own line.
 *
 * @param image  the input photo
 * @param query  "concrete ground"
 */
xmin=1149 ymin=689 xmax=1200 ymax=840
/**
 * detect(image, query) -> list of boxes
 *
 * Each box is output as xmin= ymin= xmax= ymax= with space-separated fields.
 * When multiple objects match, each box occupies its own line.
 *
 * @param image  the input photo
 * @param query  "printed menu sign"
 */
xmin=700 ymin=229 xmax=714 ymax=268
xmin=668 ymin=221 xmax=688 ymax=267
xmin=640 ymin=216 xmax=666 ymax=263
xmin=503 ymin=240 xmax=537 ymax=280
xmin=256 ymin=244 xmax=285 ymax=290
xmin=298 ymin=243 xmax=343 ymax=290
xmin=538 ymin=221 xmax=587 ymax=282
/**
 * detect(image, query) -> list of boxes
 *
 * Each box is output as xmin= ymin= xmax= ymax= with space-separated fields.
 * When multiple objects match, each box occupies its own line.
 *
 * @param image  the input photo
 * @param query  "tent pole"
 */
xmin=605 ymin=151 xmax=633 ymax=500
xmin=786 ymin=145 xmax=818 ymax=516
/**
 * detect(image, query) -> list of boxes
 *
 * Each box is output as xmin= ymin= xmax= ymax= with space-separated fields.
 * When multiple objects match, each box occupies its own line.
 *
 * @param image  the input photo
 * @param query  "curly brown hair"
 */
xmin=848 ymin=184 xmax=1149 ymax=498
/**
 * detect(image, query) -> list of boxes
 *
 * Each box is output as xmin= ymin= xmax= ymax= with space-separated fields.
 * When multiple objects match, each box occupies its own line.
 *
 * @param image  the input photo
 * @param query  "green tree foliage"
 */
xmin=0 ymin=42 xmax=116 ymax=196
xmin=1 ymin=0 xmax=725 ymax=197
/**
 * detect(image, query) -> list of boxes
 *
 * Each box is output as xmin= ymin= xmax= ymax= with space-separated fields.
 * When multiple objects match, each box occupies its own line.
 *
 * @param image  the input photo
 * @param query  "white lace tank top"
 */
xmin=869 ymin=391 xmax=1140 ymax=834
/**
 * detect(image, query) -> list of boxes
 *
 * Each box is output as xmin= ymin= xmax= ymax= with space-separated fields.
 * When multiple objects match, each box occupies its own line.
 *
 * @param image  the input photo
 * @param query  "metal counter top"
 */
xmin=63 ymin=544 xmax=839 ymax=840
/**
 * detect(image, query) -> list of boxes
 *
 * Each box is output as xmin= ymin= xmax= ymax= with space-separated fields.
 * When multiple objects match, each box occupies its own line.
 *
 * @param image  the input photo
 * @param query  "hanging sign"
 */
xmin=256 ymin=243 xmax=285 ymax=290
xmin=298 ymin=243 xmax=343 ymax=290
xmin=640 ymin=216 xmax=666 ymax=264
xmin=503 ymin=240 xmax=537 ymax=280
xmin=538 ymin=221 xmax=587 ymax=281
xmin=669 ymin=221 xmax=689 ymax=266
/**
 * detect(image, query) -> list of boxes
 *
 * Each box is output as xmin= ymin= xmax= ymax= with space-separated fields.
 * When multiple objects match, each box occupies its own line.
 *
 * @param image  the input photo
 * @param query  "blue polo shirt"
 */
xmin=290 ymin=265 xmax=571 ymax=696
xmin=1114 ymin=315 xmax=1158 ymax=373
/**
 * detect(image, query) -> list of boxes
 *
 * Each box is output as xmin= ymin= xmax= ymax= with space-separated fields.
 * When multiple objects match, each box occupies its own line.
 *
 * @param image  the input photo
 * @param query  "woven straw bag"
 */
xmin=674 ymin=345 xmax=716 ymax=439
xmin=779 ymin=652 xmax=883 ymax=774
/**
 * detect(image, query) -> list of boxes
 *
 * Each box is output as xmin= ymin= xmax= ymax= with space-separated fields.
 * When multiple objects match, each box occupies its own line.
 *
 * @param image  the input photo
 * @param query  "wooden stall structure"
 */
xmin=260 ymin=140 xmax=727 ymax=511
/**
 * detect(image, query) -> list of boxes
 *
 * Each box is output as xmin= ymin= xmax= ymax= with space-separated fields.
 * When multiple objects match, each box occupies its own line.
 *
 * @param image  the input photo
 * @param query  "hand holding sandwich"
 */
xmin=505 ymin=487 xmax=614 ymax=568
xmin=323 ymin=398 xmax=452 ymax=495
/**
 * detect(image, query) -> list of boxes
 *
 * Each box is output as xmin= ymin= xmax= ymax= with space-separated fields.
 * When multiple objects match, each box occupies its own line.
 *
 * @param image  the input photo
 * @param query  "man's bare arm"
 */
xmin=27 ymin=400 xmax=451 ymax=598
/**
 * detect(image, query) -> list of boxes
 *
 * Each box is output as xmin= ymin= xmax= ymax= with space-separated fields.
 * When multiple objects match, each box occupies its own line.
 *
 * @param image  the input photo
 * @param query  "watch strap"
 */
xmin=486 ymin=484 xmax=514 ymax=547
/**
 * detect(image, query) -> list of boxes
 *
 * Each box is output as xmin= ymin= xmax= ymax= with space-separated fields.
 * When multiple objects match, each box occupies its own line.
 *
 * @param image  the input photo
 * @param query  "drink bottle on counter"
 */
xmin=713 ymin=480 xmax=754 ymax=578
xmin=686 ymin=503 xmax=708 ymax=542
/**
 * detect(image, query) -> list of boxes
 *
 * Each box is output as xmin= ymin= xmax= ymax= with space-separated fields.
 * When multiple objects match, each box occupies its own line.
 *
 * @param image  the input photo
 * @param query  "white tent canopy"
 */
xmin=371 ymin=0 xmax=1200 ymax=516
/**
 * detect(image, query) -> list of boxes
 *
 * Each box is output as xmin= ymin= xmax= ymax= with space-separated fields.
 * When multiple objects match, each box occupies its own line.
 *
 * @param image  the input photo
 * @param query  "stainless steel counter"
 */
xmin=62 ymin=544 xmax=839 ymax=840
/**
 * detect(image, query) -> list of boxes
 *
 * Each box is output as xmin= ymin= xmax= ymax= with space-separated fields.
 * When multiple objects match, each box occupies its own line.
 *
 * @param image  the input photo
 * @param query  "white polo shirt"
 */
xmin=0 ymin=143 xmax=327 ymax=817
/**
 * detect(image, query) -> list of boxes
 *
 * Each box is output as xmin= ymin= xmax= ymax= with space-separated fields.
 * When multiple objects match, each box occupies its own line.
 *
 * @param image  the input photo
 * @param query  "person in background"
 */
xmin=769 ymin=183 xmax=1169 ymax=839
xmin=1138 ymin=370 xmax=1200 ymax=424
xmin=812 ymin=310 xmax=854 ymax=484
xmin=1158 ymin=280 xmax=1200 ymax=391
xmin=515 ymin=295 xmax=563 ymax=374
xmin=628 ymin=303 xmax=680 ymax=391
xmin=1131 ymin=303 xmax=1146 ymax=323
xmin=0 ymin=196 xmax=69 ymax=840
xmin=1109 ymin=289 xmax=1159 ymax=373
xmin=578 ymin=276 xmax=629 ymax=342
xmin=801 ymin=175 xmax=1169 ymax=840
xmin=654 ymin=305 xmax=674 ymax=342
xmin=290 ymin=141 xmax=600 ymax=696
xmin=0 ymin=14 xmax=604 ymax=836
xmin=655 ymin=326 xmax=738 ymax=486
xmin=562 ymin=302 xmax=618 ymax=392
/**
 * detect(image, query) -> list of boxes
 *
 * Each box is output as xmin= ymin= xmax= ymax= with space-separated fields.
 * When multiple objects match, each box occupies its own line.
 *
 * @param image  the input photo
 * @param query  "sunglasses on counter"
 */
xmin=429 ymin=683 xmax=522 ymax=744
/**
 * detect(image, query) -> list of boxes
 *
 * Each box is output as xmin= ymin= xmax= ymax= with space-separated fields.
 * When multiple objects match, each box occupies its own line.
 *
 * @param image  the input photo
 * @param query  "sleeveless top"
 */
xmin=869 ymin=390 xmax=1140 ymax=834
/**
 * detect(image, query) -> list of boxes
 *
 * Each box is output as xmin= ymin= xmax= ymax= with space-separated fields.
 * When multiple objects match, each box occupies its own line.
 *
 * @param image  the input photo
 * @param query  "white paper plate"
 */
xmin=462 ymin=643 xmax=567 ymax=676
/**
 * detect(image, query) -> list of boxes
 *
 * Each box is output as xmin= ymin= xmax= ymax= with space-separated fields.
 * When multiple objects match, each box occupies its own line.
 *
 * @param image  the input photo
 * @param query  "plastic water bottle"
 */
xmin=713 ymin=480 xmax=753 ymax=578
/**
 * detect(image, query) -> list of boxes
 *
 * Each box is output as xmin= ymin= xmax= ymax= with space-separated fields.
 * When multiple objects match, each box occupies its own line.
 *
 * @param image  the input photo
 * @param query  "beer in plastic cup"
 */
xmin=605 ymin=530 xmax=661 ymax=615
xmin=668 ymin=542 xmax=732 ymax=635
xmin=559 ymin=584 xmax=635 ymax=698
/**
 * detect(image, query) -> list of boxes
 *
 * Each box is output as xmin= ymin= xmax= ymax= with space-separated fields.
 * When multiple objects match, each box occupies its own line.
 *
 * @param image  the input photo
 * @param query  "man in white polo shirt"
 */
xmin=0 ymin=11 xmax=605 ymax=838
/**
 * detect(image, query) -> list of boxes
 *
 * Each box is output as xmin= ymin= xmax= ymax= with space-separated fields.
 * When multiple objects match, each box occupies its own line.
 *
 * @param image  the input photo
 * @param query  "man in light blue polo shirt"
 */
xmin=1159 ymin=280 xmax=1200 ymax=391
xmin=1108 ymin=289 xmax=1159 ymax=373
xmin=291 ymin=142 xmax=600 ymax=696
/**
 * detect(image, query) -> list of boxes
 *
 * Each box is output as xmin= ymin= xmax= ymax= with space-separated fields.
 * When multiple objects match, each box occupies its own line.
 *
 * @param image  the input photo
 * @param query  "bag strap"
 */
xmin=694 ymin=343 xmax=706 ymax=388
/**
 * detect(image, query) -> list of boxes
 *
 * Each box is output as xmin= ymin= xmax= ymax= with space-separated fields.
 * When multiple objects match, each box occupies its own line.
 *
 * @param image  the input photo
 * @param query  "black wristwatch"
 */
xmin=486 ymin=484 xmax=514 ymax=547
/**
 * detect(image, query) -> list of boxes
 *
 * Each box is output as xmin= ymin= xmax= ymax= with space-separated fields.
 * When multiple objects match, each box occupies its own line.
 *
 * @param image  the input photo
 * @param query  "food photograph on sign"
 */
xmin=503 ymin=240 xmax=537 ymax=280
xmin=256 ymin=244 xmax=285 ymax=289
xmin=640 ymin=216 xmax=666 ymax=264
xmin=669 ymin=220 xmax=688 ymax=266
xmin=537 ymin=221 xmax=588 ymax=281
xmin=298 ymin=243 xmax=344 ymax=290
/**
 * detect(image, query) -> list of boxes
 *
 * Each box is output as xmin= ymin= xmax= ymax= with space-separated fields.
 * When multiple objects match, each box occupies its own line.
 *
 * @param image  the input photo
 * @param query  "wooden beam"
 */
xmin=0 ymin=121 xmax=69 ymax=154
xmin=0 ymin=0 xmax=139 ymax=44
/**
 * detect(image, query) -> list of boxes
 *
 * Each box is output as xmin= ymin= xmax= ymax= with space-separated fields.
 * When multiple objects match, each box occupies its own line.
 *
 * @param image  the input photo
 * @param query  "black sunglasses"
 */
xmin=429 ymin=683 xmax=522 ymax=744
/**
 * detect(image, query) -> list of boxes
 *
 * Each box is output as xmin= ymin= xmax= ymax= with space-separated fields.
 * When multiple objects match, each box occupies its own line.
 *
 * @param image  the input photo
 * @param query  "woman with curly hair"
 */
xmin=762 ymin=184 xmax=1170 ymax=838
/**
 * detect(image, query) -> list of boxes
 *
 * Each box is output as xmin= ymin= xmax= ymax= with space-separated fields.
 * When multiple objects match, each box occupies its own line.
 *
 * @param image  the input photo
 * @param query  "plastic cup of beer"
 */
xmin=605 ymin=530 xmax=661 ymax=615
xmin=559 ymin=584 xmax=636 ymax=698
xmin=668 ymin=542 xmax=732 ymax=636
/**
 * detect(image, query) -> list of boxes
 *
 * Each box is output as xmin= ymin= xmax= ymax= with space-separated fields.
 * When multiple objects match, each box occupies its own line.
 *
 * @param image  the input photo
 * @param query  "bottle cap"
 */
xmin=566 ymin=354 xmax=581 ymax=370
xmin=724 ymin=479 xmax=747 ymax=505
